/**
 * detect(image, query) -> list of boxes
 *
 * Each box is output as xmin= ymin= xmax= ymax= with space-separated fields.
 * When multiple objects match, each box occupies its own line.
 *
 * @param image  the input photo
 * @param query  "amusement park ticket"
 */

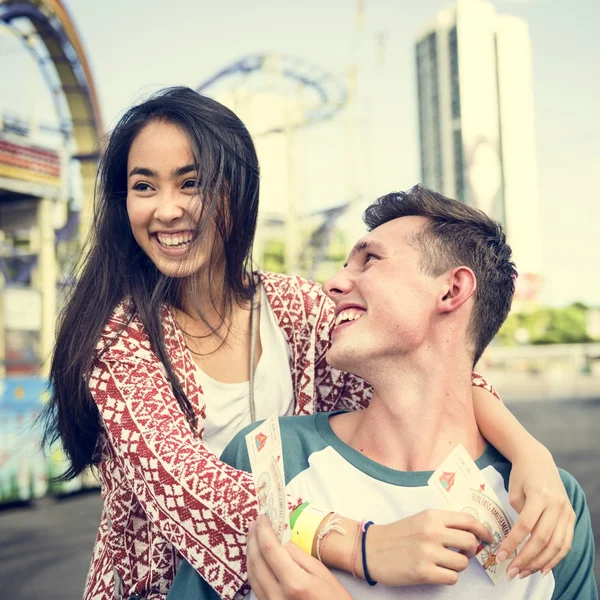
xmin=428 ymin=444 xmax=525 ymax=585
xmin=245 ymin=412 xmax=290 ymax=543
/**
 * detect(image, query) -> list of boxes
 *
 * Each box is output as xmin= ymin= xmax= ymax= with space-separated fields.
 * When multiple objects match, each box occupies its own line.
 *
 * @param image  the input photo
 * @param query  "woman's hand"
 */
xmin=496 ymin=446 xmax=575 ymax=579
xmin=471 ymin=382 xmax=575 ymax=579
xmin=247 ymin=515 xmax=353 ymax=600
xmin=366 ymin=510 xmax=494 ymax=586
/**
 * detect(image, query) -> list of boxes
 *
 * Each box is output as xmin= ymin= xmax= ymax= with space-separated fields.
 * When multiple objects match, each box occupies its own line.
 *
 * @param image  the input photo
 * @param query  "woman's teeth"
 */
xmin=157 ymin=233 xmax=192 ymax=248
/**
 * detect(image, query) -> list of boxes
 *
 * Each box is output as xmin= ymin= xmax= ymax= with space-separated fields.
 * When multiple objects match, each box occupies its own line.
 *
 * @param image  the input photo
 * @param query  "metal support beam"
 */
xmin=37 ymin=197 xmax=56 ymax=376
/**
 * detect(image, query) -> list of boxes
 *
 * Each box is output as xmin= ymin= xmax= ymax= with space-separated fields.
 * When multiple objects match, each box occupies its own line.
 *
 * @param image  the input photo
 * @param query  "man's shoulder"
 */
xmin=556 ymin=468 xmax=587 ymax=508
xmin=221 ymin=414 xmax=332 ymax=485
xmin=552 ymin=469 xmax=597 ymax=598
xmin=225 ymin=414 xmax=321 ymax=449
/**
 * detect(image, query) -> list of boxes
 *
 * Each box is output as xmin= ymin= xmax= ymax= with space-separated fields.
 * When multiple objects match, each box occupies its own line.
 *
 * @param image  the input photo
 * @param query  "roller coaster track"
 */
xmin=197 ymin=53 xmax=348 ymax=135
xmin=0 ymin=0 xmax=103 ymax=233
xmin=197 ymin=53 xmax=352 ymax=275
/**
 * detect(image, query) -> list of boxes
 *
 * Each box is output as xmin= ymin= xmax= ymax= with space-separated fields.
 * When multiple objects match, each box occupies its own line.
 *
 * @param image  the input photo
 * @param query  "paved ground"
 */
xmin=0 ymin=399 xmax=598 ymax=599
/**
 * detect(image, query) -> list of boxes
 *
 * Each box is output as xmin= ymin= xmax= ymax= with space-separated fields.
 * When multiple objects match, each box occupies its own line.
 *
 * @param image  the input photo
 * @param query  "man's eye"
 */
xmin=365 ymin=253 xmax=378 ymax=262
xmin=132 ymin=182 xmax=153 ymax=192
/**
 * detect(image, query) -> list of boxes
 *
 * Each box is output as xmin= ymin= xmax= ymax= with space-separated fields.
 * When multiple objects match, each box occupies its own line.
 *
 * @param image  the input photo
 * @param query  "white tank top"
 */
xmin=199 ymin=286 xmax=295 ymax=457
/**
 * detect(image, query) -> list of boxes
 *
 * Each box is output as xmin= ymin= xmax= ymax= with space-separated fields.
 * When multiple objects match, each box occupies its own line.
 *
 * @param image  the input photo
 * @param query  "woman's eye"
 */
xmin=365 ymin=253 xmax=378 ymax=263
xmin=182 ymin=179 xmax=197 ymax=190
xmin=132 ymin=182 xmax=153 ymax=192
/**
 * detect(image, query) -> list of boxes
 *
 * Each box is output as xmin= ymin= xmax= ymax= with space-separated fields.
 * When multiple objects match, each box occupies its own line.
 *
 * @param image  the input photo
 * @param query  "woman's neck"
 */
xmin=174 ymin=267 xmax=256 ymax=345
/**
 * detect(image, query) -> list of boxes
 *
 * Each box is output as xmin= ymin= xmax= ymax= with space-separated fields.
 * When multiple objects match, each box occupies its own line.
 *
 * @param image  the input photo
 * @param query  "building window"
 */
xmin=453 ymin=128 xmax=465 ymax=202
xmin=415 ymin=32 xmax=443 ymax=191
xmin=449 ymin=26 xmax=461 ymax=120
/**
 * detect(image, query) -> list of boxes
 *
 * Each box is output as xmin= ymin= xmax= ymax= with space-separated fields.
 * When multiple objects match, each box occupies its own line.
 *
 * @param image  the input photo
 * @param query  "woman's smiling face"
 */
xmin=126 ymin=119 xmax=221 ymax=279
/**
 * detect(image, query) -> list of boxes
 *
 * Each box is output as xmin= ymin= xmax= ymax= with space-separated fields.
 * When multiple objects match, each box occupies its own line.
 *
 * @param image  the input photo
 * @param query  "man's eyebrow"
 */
xmin=343 ymin=239 xmax=385 ymax=268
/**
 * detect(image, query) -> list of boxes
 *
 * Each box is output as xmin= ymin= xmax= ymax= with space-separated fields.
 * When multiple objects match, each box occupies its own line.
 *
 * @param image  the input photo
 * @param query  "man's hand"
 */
xmin=247 ymin=515 xmax=353 ymax=600
xmin=367 ymin=510 xmax=494 ymax=586
xmin=496 ymin=447 xmax=575 ymax=579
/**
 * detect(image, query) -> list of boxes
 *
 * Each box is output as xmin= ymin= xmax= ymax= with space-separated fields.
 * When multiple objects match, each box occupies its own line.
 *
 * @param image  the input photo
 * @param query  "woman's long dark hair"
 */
xmin=41 ymin=87 xmax=260 ymax=480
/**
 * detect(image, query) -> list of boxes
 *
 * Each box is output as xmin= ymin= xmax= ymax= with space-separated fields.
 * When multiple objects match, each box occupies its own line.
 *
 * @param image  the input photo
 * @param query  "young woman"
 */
xmin=43 ymin=87 xmax=573 ymax=600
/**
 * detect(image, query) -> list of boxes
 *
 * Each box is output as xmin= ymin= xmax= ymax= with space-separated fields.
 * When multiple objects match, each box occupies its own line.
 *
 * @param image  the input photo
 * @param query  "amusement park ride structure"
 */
xmin=0 ymin=0 xmax=103 ymax=376
xmin=196 ymin=53 xmax=354 ymax=278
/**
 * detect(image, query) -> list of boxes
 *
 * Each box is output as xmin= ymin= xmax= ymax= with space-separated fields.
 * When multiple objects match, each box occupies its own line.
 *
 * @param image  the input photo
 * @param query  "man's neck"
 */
xmin=332 ymin=355 xmax=487 ymax=472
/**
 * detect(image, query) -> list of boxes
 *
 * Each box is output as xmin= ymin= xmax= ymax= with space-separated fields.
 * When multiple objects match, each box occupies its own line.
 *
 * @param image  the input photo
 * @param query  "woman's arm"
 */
xmin=472 ymin=383 xmax=575 ymax=578
xmin=91 ymin=355 xmax=257 ymax=599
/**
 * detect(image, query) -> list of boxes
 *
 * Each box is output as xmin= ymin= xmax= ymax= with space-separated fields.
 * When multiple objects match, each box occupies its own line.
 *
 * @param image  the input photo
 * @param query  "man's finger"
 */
xmin=442 ymin=530 xmax=479 ymax=556
xmin=443 ymin=512 xmax=494 ymax=544
xmin=247 ymin=520 xmax=281 ymax=600
xmin=435 ymin=546 xmax=470 ymax=574
xmin=253 ymin=516 xmax=304 ymax=583
xmin=285 ymin=541 xmax=332 ymax=576
xmin=247 ymin=569 xmax=269 ymax=600
xmin=431 ymin=566 xmax=460 ymax=586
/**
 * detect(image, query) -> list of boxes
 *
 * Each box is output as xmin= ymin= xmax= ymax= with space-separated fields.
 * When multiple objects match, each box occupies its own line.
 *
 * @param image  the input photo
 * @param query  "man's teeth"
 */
xmin=157 ymin=233 xmax=192 ymax=247
xmin=335 ymin=311 xmax=364 ymax=327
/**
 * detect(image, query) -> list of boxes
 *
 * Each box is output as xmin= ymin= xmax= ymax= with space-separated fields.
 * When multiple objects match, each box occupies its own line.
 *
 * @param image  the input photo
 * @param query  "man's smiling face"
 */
xmin=323 ymin=216 xmax=443 ymax=376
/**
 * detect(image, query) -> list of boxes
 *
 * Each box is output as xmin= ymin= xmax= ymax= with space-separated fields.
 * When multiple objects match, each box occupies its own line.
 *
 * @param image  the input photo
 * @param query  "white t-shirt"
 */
xmin=168 ymin=413 xmax=596 ymax=599
xmin=199 ymin=286 xmax=294 ymax=457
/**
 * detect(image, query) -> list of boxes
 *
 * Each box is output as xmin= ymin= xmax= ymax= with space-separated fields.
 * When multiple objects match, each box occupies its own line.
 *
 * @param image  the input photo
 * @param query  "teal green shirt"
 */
xmin=168 ymin=413 xmax=597 ymax=599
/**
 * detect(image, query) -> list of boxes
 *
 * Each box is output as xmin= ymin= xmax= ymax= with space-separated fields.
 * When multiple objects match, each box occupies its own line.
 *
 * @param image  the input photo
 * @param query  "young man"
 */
xmin=169 ymin=186 xmax=596 ymax=599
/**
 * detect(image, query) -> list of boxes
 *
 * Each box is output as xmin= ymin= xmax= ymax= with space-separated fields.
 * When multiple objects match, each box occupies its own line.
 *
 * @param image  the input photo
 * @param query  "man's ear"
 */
xmin=438 ymin=267 xmax=477 ymax=314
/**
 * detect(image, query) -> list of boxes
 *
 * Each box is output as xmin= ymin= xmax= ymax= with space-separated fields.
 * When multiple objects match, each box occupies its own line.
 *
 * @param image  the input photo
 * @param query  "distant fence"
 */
xmin=481 ymin=343 xmax=600 ymax=374
xmin=0 ymin=376 xmax=98 ymax=505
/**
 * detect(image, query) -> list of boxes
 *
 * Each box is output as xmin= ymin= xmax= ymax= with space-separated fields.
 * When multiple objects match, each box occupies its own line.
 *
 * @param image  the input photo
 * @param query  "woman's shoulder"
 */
xmin=258 ymin=270 xmax=335 ymax=331
xmin=259 ymin=271 xmax=329 ymax=305
xmin=94 ymin=298 xmax=158 ymax=361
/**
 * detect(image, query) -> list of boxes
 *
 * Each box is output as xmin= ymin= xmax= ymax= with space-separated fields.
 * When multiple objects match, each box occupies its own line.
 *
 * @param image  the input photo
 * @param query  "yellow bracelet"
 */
xmin=291 ymin=505 xmax=331 ymax=556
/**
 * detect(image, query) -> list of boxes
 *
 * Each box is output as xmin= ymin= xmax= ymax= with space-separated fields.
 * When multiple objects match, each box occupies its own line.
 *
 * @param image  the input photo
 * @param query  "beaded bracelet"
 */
xmin=361 ymin=520 xmax=378 ymax=586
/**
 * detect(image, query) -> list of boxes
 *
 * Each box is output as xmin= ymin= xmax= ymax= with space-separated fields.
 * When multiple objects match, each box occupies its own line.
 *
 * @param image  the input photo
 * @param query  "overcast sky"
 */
xmin=1 ymin=0 xmax=598 ymax=306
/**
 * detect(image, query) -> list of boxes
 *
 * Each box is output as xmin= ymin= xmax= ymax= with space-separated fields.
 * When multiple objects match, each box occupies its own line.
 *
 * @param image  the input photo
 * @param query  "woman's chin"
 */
xmin=153 ymin=258 xmax=200 ymax=279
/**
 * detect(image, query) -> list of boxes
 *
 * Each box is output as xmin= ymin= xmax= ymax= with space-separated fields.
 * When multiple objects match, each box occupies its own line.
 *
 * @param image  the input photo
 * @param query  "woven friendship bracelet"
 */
xmin=351 ymin=520 xmax=366 ymax=578
xmin=315 ymin=513 xmax=346 ymax=562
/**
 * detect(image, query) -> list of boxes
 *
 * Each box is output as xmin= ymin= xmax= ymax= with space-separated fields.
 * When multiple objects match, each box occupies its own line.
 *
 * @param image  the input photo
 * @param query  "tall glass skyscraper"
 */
xmin=415 ymin=0 xmax=542 ymax=292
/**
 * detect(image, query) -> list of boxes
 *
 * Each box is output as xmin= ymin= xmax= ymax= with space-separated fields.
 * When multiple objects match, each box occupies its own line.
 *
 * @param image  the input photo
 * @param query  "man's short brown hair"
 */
xmin=363 ymin=184 xmax=517 ymax=365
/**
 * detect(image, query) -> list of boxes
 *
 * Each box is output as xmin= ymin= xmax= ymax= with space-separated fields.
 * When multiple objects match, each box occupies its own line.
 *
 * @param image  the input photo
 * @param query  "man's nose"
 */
xmin=323 ymin=270 xmax=354 ymax=300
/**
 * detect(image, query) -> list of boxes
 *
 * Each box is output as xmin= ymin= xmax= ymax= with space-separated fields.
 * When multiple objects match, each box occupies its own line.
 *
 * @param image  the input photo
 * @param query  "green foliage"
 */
xmin=8 ymin=472 xmax=20 ymax=501
xmin=497 ymin=303 xmax=595 ymax=345
xmin=261 ymin=240 xmax=285 ymax=273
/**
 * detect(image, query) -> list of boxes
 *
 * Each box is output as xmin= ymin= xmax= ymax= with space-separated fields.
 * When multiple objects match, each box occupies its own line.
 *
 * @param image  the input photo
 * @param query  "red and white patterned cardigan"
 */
xmin=84 ymin=271 xmax=496 ymax=600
